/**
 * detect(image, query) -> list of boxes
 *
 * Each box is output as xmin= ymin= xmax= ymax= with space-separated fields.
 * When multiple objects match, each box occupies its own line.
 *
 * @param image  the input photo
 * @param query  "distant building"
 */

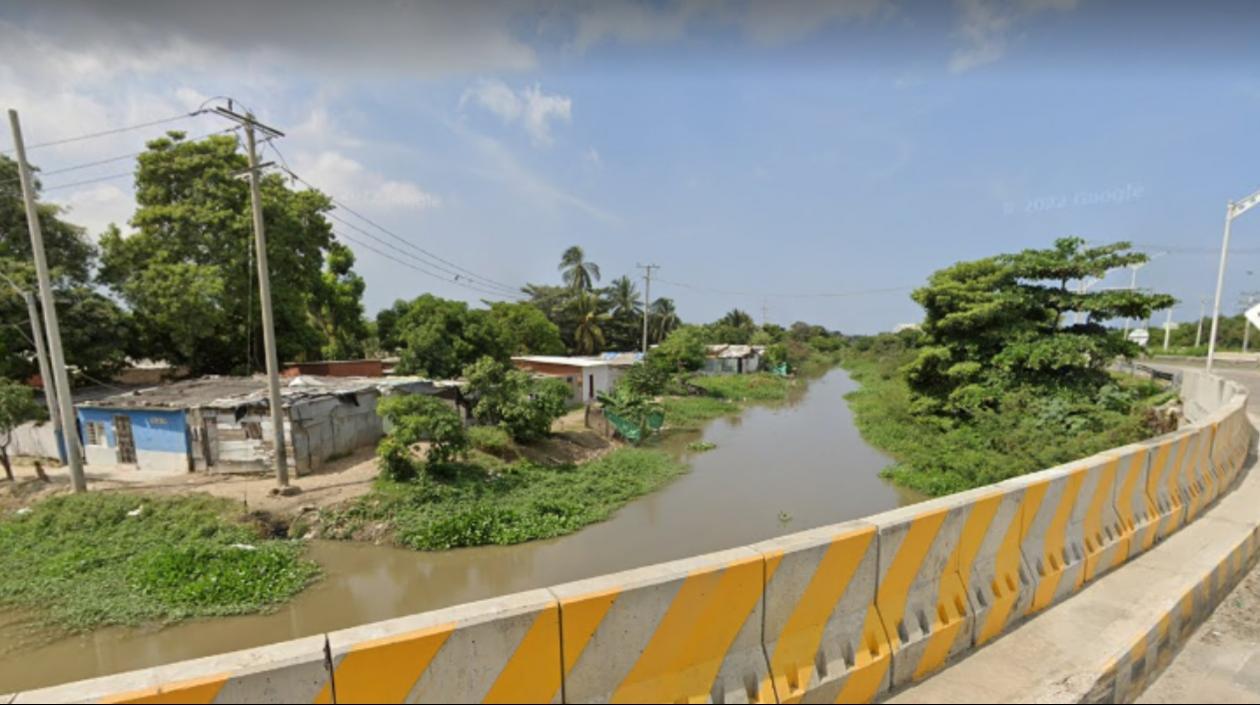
xmin=703 ymin=344 xmax=765 ymax=375
xmin=511 ymin=355 xmax=627 ymax=404
xmin=75 ymin=375 xmax=460 ymax=475
xmin=282 ymin=359 xmax=386 ymax=378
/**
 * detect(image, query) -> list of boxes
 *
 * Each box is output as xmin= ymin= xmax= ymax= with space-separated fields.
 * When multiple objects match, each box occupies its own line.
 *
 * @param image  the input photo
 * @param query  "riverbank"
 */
xmin=838 ymin=346 xmax=1176 ymax=496
xmin=0 ymin=493 xmax=318 ymax=634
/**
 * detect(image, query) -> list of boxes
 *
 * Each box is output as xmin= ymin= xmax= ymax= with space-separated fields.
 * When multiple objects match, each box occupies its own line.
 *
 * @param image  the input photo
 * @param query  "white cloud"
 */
xmin=293 ymin=151 xmax=440 ymax=212
xmin=54 ymin=183 xmax=133 ymax=239
xmin=461 ymin=79 xmax=572 ymax=147
xmin=584 ymin=147 xmax=603 ymax=168
xmin=949 ymin=0 xmax=1078 ymax=73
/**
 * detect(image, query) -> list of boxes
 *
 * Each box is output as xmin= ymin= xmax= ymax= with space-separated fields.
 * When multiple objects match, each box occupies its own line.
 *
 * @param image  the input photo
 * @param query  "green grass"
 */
xmin=468 ymin=425 xmax=514 ymax=456
xmin=0 ymin=493 xmax=319 ymax=632
xmin=660 ymin=396 xmax=739 ymax=429
xmin=686 ymin=441 xmax=717 ymax=452
xmin=321 ymin=448 xmax=687 ymax=550
xmin=689 ymin=372 xmax=793 ymax=401
xmin=838 ymin=349 xmax=1170 ymax=497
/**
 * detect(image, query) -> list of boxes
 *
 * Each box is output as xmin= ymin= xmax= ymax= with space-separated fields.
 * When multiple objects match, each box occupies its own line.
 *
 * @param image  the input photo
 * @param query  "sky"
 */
xmin=1 ymin=0 xmax=1259 ymax=334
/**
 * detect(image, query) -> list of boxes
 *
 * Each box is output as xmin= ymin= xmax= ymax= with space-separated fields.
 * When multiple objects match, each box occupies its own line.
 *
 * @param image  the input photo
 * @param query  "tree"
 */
xmin=99 ymin=131 xmax=362 ymax=374
xmin=374 ymin=298 xmax=413 ymax=354
xmin=649 ymin=297 xmax=680 ymax=344
xmin=377 ymin=394 xmax=468 ymax=480
xmin=603 ymin=275 xmax=643 ymax=350
xmin=0 ymin=378 xmax=43 ymax=481
xmin=391 ymin=294 xmax=509 ymax=379
xmin=463 ymin=357 xmax=569 ymax=442
xmin=311 ymin=242 xmax=368 ymax=360
xmin=570 ymin=290 xmax=608 ymax=355
xmin=649 ymin=325 xmax=707 ymax=373
xmin=906 ymin=237 xmax=1175 ymax=417
xmin=487 ymin=301 xmax=565 ymax=355
xmin=0 ymin=157 xmax=132 ymax=382
xmin=559 ymin=245 xmax=601 ymax=292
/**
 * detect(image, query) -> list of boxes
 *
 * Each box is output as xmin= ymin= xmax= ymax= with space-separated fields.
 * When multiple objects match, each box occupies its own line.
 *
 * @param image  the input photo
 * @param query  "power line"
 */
xmin=267 ymin=142 xmax=524 ymax=296
xmin=653 ymin=276 xmax=914 ymax=300
xmin=1 ymin=110 xmax=206 ymax=155
xmin=333 ymin=229 xmax=522 ymax=301
xmin=38 ymin=171 xmax=134 ymax=192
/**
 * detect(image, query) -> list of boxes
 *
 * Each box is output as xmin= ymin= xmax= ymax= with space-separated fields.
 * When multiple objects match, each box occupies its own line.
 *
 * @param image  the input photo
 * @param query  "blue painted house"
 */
xmin=77 ymin=406 xmax=191 ymax=473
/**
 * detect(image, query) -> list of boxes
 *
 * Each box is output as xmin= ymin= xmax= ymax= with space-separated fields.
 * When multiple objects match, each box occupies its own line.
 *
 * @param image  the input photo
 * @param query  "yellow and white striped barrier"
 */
xmin=956 ymin=487 xmax=1031 ymax=647
xmin=871 ymin=499 xmax=973 ymax=688
xmin=1113 ymin=443 xmax=1159 ymax=560
xmin=1180 ymin=424 xmax=1216 ymax=522
xmin=1078 ymin=450 xmax=1139 ymax=582
xmin=321 ymin=589 xmax=562 ymax=703
xmin=551 ymin=546 xmax=770 ymax=704
xmin=1144 ymin=430 xmax=1192 ymax=541
xmin=11 ymin=635 xmax=331 ymax=704
xmin=1006 ymin=463 xmax=1089 ymax=614
xmin=751 ymin=521 xmax=890 ymax=704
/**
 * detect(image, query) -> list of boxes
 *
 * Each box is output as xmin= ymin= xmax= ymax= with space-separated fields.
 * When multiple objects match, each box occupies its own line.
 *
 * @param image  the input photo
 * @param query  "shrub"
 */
xmin=377 ymin=394 xmax=469 ymax=476
xmin=620 ymin=361 xmax=668 ymax=396
xmin=468 ymin=425 xmax=513 ymax=455
xmin=464 ymin=357 xmax=570 ymax=442
xmin=649 ymin=326 xmax=707 ymax=373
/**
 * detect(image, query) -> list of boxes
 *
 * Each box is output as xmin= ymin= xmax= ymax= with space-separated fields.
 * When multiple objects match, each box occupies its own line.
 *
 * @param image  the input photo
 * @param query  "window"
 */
xmin=85 ymin=421 xmax=107 ymax=447
xmin=243 ymin=421 xmax=263 ymax=440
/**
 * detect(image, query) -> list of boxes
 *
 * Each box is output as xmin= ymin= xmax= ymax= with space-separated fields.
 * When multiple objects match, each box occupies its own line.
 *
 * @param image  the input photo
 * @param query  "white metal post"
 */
xmin=1207 ymin=204 xmax=1234 ymax=372
xmin=1196 ymin=299 xmax=1205 ymax=348
xmin=1163 ymin=308 xmax=1173 ymax=351
xmin=8 ymin=109 xmax=85 ymax=491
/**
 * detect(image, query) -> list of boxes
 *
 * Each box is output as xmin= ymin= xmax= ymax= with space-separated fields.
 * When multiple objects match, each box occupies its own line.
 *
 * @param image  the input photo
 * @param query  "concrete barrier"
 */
xmin=751 ymin=520 xmax=889 ymax=704
xmin=1005 ymin=462 xmax=1089 ymax=614
xmin=1181 ymin=424 xmax=1216 ymax=522
xmin=12 ymin=635 xmax=330 ymax=703
xmin=1078 ymin=451 xmax=1139 ymax=582
xmin=956 ymin=487 xmax=1032 ymax=647
xmin=1145 ymin=430 xmax=1192 ymax=540
xmin=871 ymin=498 xmax=973 ymax=687
xmin=550 ymin=546 xmax=769 ymax=704
xmin=321 ymin=588 xmax=561 ymax=703
xmin=1112 ymin=444 xmax=1160 ymax=559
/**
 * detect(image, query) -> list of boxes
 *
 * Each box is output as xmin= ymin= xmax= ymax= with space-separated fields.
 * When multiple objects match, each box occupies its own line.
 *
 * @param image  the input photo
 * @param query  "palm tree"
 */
xmin=571 ymin=290 xmax=608 ymax=354
xmin=559 ymin=246 xmax=601 ymax=292
xmin=607 ymin=276 xmax=642 ymax=317
xmin=650 ymin=297 xmax=680 ymax=343
xmin=719 ymin=308 xmax=755 ymax=329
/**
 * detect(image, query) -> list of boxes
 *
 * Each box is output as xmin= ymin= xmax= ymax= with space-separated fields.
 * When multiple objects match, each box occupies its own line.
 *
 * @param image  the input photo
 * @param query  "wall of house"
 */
xmin=282 ymin=360 xmax=385 ymax=378
xmin=9 ymin=420 xmax=62 ymax=461
xmin=289 ymin=391 xmax=385 ymax=473
xmin=204 ymin=407 xmax=299 ymax=475
xmin=77 ymin=407 xmax=189 ymax=473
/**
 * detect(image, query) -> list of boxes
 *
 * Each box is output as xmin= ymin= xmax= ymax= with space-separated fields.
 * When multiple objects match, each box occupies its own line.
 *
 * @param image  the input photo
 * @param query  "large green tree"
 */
xmin=391 ymin=294 xmax=508 ymax=378
xmin=312 ymin=242 xmax=369 ymax=360
xmin=559 ymin=245 xmax=600 ymax=292
xmin=0 ymin=156 xmax=132 ymax=383
xmin=604 ymin=275 xmax=642 ymax=350
xmin=906 ymin=237 xmax=1175 ymax=417
xmin=98 ymin=131 xmax=362 ymax=374
xmin=487 ymin=301 xmax=565 ymax=355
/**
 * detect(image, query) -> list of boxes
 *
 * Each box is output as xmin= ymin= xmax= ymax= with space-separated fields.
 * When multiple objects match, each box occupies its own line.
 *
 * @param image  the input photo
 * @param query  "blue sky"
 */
xmin=3 ymin=0 xmax=1260 ymax=333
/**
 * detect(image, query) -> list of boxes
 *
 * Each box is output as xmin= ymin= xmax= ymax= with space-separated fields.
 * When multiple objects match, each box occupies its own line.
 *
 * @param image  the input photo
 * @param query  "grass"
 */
xmin=0 ymin=493 xmax=319 ymax=632
xmin=660 ymin=396 xmax=739 ymax=429
xmin=689 ymin=372 xmax=793 ymax=401
xmin=686 ymin=441 xmax=717 ymax=452
xmin=838 ymin=348 xmax=1171 ymax=497
xmin=320 ymin=447 xmax=687 ymax=550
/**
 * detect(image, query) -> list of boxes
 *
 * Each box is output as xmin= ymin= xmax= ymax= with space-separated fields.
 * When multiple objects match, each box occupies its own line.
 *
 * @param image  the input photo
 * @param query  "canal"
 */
xmin=0 ymin=367 xmax=923 ymax=693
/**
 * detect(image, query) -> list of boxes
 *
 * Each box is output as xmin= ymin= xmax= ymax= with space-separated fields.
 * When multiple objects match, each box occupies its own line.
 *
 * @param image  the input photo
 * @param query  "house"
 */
xmin=75 ymin=375 xmax=460 ymax=475
xmin=282 ymin=359 xmax=386 ymax=378
xmin=511 ymin=355 xmax=618 ymax=404
xmin=704 ymin=344 xmax=766 ymax=375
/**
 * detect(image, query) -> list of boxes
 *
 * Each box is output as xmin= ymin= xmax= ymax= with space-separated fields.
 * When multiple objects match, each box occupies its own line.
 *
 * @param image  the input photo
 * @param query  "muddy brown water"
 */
xmin=0 ymin=368 xmax=923 ymax=693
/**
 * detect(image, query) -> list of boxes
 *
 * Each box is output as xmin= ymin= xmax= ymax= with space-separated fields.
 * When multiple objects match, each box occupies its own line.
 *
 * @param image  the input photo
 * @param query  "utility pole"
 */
xmin=8 ymin=110 xmax=85 ymax=491
xmin=24 ymin=293 xmax=60 ymax=434
xmin=637 ymin=263 xmax=658 ymax=355
xmin=1163 ymin=308 xmax=1173 ymax=351
xmin=214 ymin=105 xmax=292 ymax=489
xmin=1196 ymin=298 xmax=1206 ymax=348
xmin=1208 ymin=187 xmax=1260 ymax=371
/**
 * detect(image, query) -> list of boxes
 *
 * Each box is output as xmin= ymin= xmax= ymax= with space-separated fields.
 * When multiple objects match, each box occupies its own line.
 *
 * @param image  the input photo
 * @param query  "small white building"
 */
xmin=703 ymin=345 xmax=765 ymax=375
xmin=511 ymin=355 xmax=621 ymax=404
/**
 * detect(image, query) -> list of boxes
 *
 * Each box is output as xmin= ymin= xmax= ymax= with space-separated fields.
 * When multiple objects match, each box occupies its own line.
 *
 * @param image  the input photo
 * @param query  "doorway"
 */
xmin=114 ymin=415 xmax=137 ymax=464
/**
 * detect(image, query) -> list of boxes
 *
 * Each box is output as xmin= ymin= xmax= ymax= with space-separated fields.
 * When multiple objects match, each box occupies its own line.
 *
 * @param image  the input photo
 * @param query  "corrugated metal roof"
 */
xmin=79 ymin=375 xmax=451 ymax=411
xmin=512 ymin=355 xmax=610 ymax=368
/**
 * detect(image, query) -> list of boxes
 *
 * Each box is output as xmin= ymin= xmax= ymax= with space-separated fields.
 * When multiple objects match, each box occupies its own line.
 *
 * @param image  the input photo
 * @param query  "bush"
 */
xmin=649 ymin=326 xmax=707 ymax=373
xmin=468 ymin=425 xmax=513 ymax=455
xmin=620 ymin=361 xmax=668 ymax=396
xmin=377 ymin=394 xmax=469 ymax=477
xmin=464 ymin=357 xmax=570 ymax=442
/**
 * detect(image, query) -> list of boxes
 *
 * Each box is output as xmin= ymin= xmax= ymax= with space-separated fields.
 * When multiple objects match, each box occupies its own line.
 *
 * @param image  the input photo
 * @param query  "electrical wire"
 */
xmin=1 ymin=110 xmax=207 ymax=155
xmin=267 ymin=142 xmax=524 ymax=296
xmin=333 ymin=229 xmax=521 ymax=301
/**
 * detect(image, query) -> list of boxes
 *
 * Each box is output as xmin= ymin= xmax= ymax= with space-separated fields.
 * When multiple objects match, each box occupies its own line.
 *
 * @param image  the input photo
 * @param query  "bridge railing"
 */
xmin=9 ymin=370 xmax=1253 ymax=704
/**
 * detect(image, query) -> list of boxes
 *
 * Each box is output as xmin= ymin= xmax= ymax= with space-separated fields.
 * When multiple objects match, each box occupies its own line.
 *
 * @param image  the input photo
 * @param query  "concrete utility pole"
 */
xmin=1163 ymin=308 xmax=1173 ymax=351
xmin=214 ymin=105 xmax=292 ymax=489
xmin=1209 ymin=187 xmax=1260 ymax=371
xmin=637 ymin=263 xmax=658 ymax=355
xmin=1196 ymin=298 xmax=1206 ymax=348
xmin=24 ymin=293 xmax=60 ymax=435
xmin=8 ymin=110 xmax=85 ymax=491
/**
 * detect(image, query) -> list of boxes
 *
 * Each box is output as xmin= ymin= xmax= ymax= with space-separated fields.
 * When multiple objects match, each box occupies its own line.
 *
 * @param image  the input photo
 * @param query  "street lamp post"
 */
xmin=1207 ymin=187 xmax=1260 ymax=371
